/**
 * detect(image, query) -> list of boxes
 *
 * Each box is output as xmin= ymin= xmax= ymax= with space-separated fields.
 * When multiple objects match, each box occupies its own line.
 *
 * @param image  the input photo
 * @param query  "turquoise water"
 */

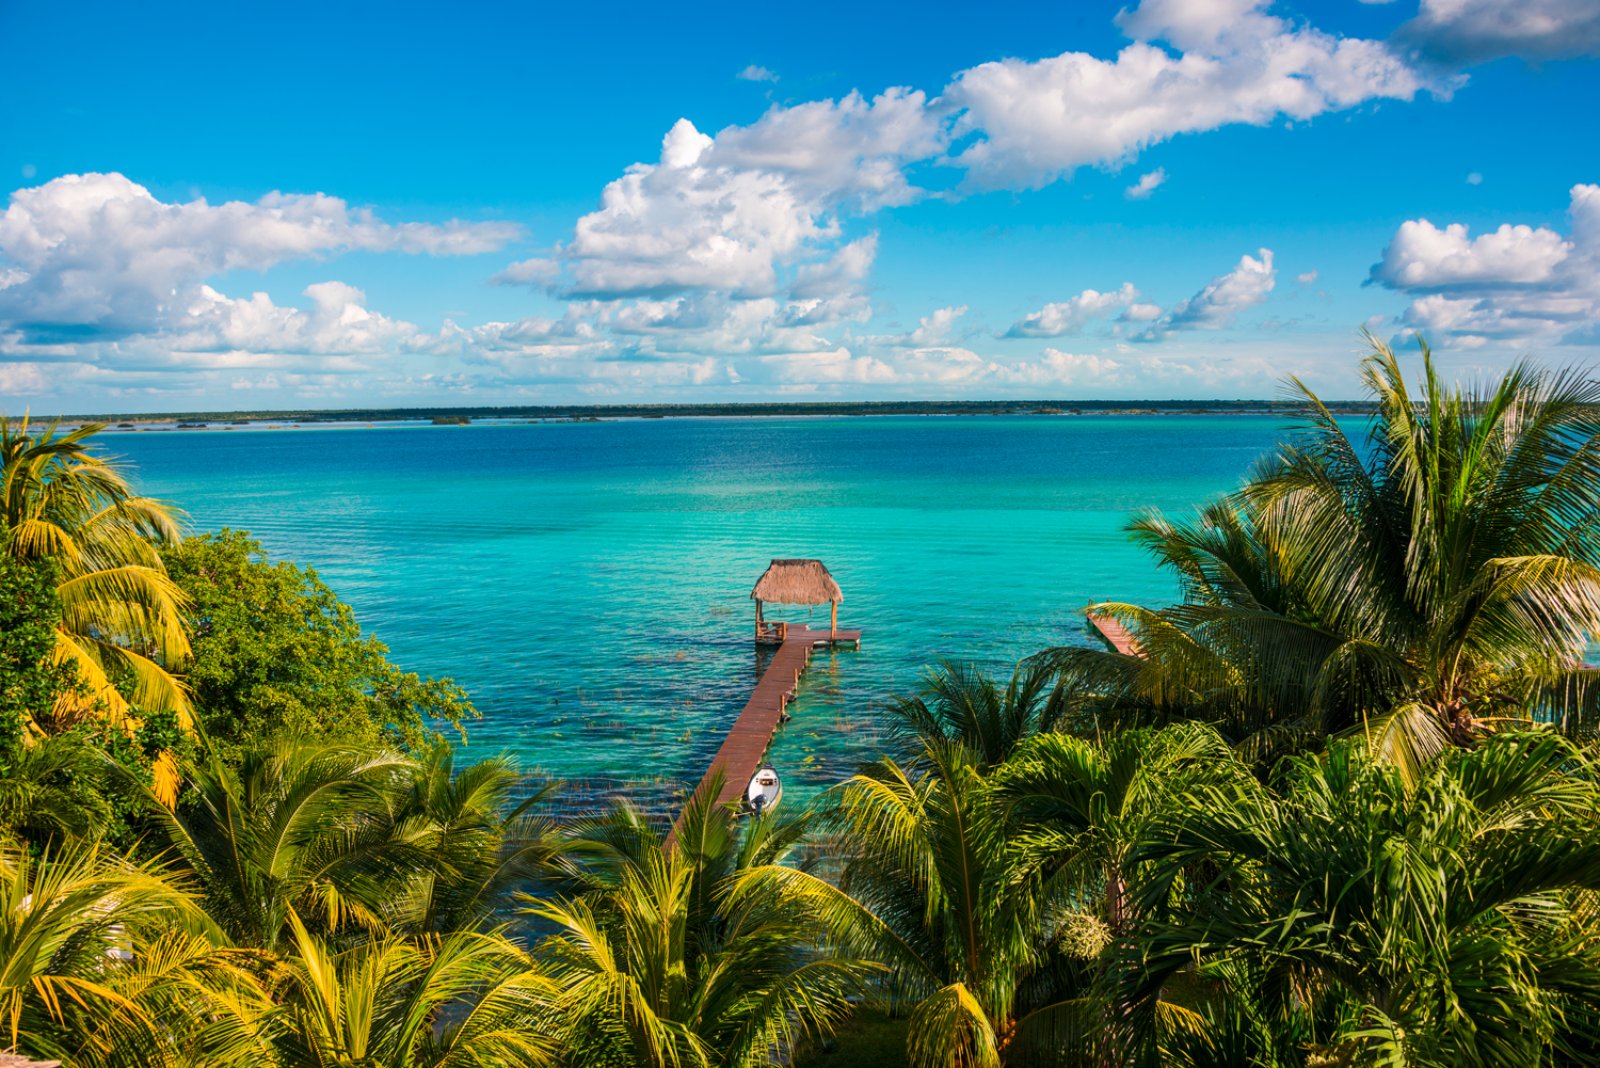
xmin=109 ymin=416 xmax=1292 ymax=808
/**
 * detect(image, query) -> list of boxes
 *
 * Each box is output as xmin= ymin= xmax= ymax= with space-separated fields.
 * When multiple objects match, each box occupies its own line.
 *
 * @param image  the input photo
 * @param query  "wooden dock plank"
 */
xmin=668 ymin=624 xmax=860 ymax=848
xmin=1087 ymin=609 xmax=1143 ymax=657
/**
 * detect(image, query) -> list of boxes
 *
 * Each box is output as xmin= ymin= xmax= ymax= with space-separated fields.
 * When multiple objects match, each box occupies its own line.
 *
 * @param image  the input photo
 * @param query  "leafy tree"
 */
xmin=0 ymin=415 xmax=191 ymax=801
xmin=1126 ymin=730 xmax=1600 ymax=1067
xmin=1043 ymin=339 xmax=1600 ymax=772
xmin=162 ymin=530 xmax=473 ymax=757
xmin=0 ymin=556 xmax=72 ymax=761
xmin=531 ymin=781 xmax=875 ymax=1067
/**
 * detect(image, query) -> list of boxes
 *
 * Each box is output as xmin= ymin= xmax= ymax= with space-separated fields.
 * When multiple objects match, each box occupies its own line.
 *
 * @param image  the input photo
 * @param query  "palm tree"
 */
xmin=385 ymin=744 xmax=565 ymax=936
xmin=0 ymin=415 xmax=191 ymax=801
xmin=273 ymin=911 xmax=557 ymax=1068
xmin=143 ymin=740 xmax=427 ymax=950
xmin=530 ymin=779 xmax=874 ymax=1067
xmin=1042 ymin=338 xmax=1600 ymax=772
xmin=888 ymin=659 xmax=1069 ymax=771
xmin=746 ymin=737 xmax=1093 ymax=1067
xmin=0 ymin=838 xmax=270 ymax=1068
xmin=1124 ymin=729 xmax=1600 ymax=1066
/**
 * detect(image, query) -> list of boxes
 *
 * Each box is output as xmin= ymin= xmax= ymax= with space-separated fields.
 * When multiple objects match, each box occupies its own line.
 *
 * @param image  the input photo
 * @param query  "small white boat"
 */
xmin=746 ymin=766 xmax=782 ymax=816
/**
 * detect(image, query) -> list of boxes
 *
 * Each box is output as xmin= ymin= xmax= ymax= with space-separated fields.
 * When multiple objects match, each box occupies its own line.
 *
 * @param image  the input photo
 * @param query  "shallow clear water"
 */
xmin=109 ymin=415 xmax=1293 ymax=808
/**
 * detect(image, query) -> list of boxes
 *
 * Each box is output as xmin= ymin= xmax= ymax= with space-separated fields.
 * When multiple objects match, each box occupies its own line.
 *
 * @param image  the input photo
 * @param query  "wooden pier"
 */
xmin=1087 ymin=608 xmax=1143 ymax=657
xmin=669 ymin=624 xmax=860 ymax=846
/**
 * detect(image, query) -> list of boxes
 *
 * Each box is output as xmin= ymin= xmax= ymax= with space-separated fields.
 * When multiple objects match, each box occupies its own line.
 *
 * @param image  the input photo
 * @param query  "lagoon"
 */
xmin=111 ymin=415 xmax=1295 ymax=807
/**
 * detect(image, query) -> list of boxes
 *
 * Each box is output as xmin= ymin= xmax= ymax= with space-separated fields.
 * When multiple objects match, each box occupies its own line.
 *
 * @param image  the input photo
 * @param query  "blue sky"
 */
xmin=2 ymin=0 xmax=1598 ymax=411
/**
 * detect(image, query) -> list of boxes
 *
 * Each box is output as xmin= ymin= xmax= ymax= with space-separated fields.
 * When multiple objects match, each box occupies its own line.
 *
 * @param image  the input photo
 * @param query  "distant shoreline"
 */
xmin=40 ymin=398 xmax=1378 ymax=429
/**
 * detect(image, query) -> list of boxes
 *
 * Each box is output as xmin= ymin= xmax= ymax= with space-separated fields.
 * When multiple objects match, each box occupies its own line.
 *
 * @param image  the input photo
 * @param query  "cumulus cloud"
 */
xmin=903 ymin=305 xmax=968 ymax=347
xmin=1396 ymin=0 xmax=1600 ymax=65
xmin=1005 ymin=283 xmax=1142 ymax=338
xmin=737 ymin=64 xmax=779 ymax=83
xmin=537 ymin=91 xmax=941 ymax=303
xmin=945 ymin=0 xmax=1432 ymax=189
xmin=789 ymin=234 xmax=878 ymax=299
xmin=1373 ymin=215 xmax=1570 ymax=287
xmin=529 ymin=0 xmax=1431 ymax=318
xmin=1141 ymin=249 xmax=1276 ymax=339
xmin=1296 ymin=269 xmax=1320 ymax=284
xmin=0 ymin=172 xmax=519 ymax=341
xmin=172 ymin=281 xmax=422 ymax=356
xmin=1371 ymin=183 xmax=1600 ymax=346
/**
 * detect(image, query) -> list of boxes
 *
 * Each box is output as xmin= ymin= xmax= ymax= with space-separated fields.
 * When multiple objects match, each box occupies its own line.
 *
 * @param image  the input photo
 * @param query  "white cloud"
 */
xmin=1397 ymin=0 xmax=1600 ymax=64
xmin=1125 ymin=168 xmax=1167 ymax=199
xmin=789 ymin=234 xmax=878 ymax=299
xmin=737 ymin=64 xmax=779 ymax=83
xmin=1373 ymin=216 xmax=1571 ymax=288
xmin=0 ymin=172 xmax=518 ymax=341
xmin=532 ymin=0 xmax=1431 ymax=312
xmin=0 ymin=360 xmax=51 ymax=395
xmin=1467 ymin=171 xmax=1483 ymax=185
xmin=541 ymin=91 xmax=941 ymax=302
xmin=1005 ymin=283 xmax=1142 ymax=338
xmin=1142 ymin=249 xmax=1276 ymax=339
xmin=172 ymin=281 xmax=421 ymax=356
xmin=904 ymin=305 xmax=968 ymax=347
xmin=1296 ymin=269 xmax=1319 ymax=284
xmin=1372 ymin=183 xmax=1600 ymax=346
xmin=945 ymin=0 xmax=1432 ymax=189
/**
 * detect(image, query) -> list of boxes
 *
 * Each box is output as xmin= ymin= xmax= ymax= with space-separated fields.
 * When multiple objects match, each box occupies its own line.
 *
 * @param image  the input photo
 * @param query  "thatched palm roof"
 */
xmin=751 ymin=559 xmax=843 ymax=605
xmin=1 ymin=1054 xmax=62 ymax=1067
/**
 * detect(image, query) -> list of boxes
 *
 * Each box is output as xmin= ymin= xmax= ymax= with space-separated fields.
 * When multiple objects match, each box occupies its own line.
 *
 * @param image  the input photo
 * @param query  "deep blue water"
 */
xmin=108 ymin=415 xmax=1295 ymax=806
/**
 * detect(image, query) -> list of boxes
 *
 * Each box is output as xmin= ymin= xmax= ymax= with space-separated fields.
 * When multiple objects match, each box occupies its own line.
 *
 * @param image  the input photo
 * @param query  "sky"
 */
xmin=2 ymin=0 xmax=1599 ymax=412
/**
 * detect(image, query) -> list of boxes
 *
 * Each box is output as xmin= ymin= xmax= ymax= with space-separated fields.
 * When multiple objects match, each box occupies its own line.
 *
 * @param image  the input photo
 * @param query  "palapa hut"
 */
xmin=0 ymin=1055 xmax=62 ymax=1067
xmin=751 ymin=558 xmax=843 ymax=642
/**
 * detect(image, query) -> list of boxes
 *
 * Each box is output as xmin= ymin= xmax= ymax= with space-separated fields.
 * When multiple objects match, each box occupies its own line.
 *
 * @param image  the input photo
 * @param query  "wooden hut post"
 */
xmin=755 ymin=598 xmax=764 ymax=639
xmin=830 ymin=599 xmax=838 ymax=636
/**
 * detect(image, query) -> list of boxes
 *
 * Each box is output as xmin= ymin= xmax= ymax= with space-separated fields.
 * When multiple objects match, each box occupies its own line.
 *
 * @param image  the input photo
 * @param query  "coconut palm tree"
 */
xmin=752 ymin=713 xmax=1240 ymax=1067
xmin=888 ymin=659 xmax=1069 ymax=772
xmin=1123 ymin=730 xmax=1600 ymax=1066
xmin=273 ymin=911 xmax=557 ymax=1068
xmin=0 ymin=838 xmax=271 ymax=1068
xmin=1041 ymin=338 xmax=1600 ymax=772
xmin=385 ymin=744 xmax=566 ymax=936
xmin=0 ymin=416 xmax=190 ymax=801
xmin=142 ymin=740 xmax=427 ymax=950
xmin=744 ymin=739 xmax=1093 ymax=1067
xmin=529 ymin=779 xmax=874 ymax=1068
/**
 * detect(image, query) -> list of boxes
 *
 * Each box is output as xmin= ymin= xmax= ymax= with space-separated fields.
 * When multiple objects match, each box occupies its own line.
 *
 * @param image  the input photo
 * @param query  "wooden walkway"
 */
xmin=669 ymin=625 xmax=861 ymax=847
xmin=1087 ymin=608 xmax=1143 ymax=657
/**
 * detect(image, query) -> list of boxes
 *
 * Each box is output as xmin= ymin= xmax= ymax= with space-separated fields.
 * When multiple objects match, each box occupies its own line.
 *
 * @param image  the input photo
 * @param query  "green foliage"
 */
xmin=531 ymin=783 xmax=877 ymax=1067
xmin=1 ymin=413 xmax=192 ymax=735
xmin=1126 ymin=730 xmax=1600 ymax=1067
xmin=0 ymin=837 xmax=272 ymax=1067
xmin=0 ymin=555 xmax=69 ymax=760
xmin=1042 ymin=338 xmax=1600 ymax=770
xmin=162 ymin=530 xmax=475 ymax=757
xmin=142 ymin=738 xmax=561 ymax=952
xmin=273 ymin=913 xmax=557 ymax=1068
